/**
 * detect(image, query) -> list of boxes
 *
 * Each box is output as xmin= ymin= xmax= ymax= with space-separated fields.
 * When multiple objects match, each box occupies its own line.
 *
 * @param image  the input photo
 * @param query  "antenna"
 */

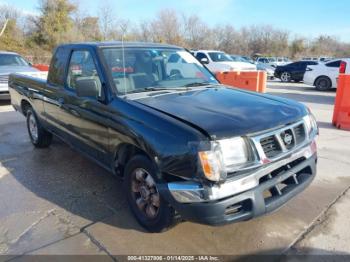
xmin=120 ymin=23 xmax=127 ymax=96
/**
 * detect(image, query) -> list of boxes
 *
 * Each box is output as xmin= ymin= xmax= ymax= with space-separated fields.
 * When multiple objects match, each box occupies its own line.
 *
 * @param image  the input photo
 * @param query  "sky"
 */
xmin=2 ymin=0 xmax=350 ymax=42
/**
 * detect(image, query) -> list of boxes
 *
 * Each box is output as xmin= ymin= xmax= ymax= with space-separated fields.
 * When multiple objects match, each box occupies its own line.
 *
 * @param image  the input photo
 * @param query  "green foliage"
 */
xmin=31 ymin=0 xmax=76 ymax=51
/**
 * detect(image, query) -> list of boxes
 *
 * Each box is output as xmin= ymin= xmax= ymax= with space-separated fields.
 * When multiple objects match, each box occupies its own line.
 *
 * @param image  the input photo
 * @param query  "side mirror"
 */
xmin=75 ymin=77 xmax=100 ymax=98
xmin=200 ymin=58 xmax=209 ymax=64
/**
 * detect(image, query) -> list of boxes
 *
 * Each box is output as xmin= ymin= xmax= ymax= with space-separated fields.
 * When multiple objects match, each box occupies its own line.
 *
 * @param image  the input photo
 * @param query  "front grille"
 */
xmin=259 ymin=122 xmax=307 ymax=159
xmin=0 ymin=74 xmax=9 ymax=84
xmin=260 ymin=135 xmax=282 ymax=158
xmin=294 ymin=124 xmax=306 ymax=143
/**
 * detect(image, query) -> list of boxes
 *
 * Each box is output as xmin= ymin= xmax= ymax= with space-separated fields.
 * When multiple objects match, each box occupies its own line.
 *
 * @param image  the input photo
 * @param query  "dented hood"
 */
xmin=136 ymin=87 xmax=307 ymax=139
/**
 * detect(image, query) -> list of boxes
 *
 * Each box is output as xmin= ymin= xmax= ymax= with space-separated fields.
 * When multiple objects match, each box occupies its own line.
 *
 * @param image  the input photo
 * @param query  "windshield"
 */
xmin=102 ymin=48 xmax=218 ymax=95
xmin=268 ymin=58 xmax=276 ymax=62
xmin=0 ymin=54 xmax=29 ymax=66
xmin=208 ymin=52 xmax=233 ymax=62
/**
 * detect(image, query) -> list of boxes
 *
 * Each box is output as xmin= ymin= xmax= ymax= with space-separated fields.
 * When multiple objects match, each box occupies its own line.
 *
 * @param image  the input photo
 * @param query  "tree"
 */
xmin=290 ymin=38 xmax=306 ymax=58
xmin=31 ymin=0 xmax=76 ymax=50
xmin=150 ymin=9 xmax=183 ymax=45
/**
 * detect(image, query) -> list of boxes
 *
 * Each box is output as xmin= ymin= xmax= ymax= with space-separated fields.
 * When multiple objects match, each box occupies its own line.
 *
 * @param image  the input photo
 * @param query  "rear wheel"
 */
xmin=26 ymin=108 xmax=52 ymax=148
xmin=124 ymin=155 xmax=175 ymax=232
xmin=315 ymin=76 xmax=332 ymax=91
xmin=280 ymin=72 xmax=291 ymax=82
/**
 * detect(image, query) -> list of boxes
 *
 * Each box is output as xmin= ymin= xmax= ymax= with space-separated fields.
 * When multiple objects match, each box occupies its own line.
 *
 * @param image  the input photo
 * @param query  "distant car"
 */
xmin=301 ymin=57 xmax=333 ymax=63
xmin=230 ymin=55 xmax=254 ymax=64
xmin=0 ymin=51 xmax=42 ymax=100
xmin=256 ymin=57 xmax=291 ymax=68
xmin=256 ymin=63 xmax=275 ymax=80
xmin=274 ymin=61 xmax=319 ymax=82
xmin=303 ymin=59 xmax=350 ymax=91
xmin=193 ymin=50 xmax=257 ymax=73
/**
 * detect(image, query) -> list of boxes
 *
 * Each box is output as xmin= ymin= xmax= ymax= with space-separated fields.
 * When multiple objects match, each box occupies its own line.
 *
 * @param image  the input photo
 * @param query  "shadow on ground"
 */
xmin=1 ymin=134 xmax=145 ymax=233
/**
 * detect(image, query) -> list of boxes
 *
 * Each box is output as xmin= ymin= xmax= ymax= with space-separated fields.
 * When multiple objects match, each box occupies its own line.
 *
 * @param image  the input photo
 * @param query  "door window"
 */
xmin=67 ymin=50 xmax=102 ymax=98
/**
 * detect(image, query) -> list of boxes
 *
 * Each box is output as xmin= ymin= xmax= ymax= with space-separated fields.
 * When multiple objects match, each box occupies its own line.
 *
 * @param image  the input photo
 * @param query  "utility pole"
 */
xmin=0 ymin=19 xmax=9 ymax=37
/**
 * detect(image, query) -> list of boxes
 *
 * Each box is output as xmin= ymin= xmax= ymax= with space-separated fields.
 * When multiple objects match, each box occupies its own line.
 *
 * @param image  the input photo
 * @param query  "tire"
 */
xmin=26 ymin=108 xmax=52 ymax=148
xmin=280 ymin=72 xmax=291 ymax=82
xmin=315 ymin=76 xmax=332 ymax=91
xmin=124 ymin=155 xmax=175 ymax=232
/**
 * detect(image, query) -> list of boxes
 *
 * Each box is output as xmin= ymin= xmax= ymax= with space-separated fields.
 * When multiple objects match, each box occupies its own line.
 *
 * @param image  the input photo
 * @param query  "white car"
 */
xmin=0 ymin=51 xmax=46 ymax=100
xmin=303 ymin=59 xmax=350 ymax=91
xmin=256 ymin=57 xmax=291 ymax=68
xmin=193 ymin=50 xmax=257 ymax=73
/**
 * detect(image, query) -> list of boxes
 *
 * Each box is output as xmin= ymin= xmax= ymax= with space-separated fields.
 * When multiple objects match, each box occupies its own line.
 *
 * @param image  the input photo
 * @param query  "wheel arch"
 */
xmin=20 ymin=99 xmax=32 ymax=116
xmin=113 ymin=143 xmax=158 ymax=178
xmin=313 ymin=75 xmax=332 ymax=86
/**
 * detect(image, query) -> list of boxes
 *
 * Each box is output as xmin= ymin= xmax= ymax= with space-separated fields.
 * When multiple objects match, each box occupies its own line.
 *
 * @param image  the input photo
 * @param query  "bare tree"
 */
xmin=0 ymin=4 xmax=20 ymax=37
xmin=98 ymin=1 xmax=115 ymax=40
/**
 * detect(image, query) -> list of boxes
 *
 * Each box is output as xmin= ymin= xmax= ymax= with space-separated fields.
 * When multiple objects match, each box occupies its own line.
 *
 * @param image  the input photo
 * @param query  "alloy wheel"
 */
xmin=131 ymin=168 xmax=160 ymax=219
xmin=281 ymin=72 xmax=291 ymax=82
xmin=28 ymin=113 xmax=38 ymax=142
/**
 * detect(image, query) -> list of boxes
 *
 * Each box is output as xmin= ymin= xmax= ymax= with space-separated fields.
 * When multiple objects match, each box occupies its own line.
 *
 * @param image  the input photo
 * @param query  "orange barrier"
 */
xmin=333 ymin=74 xmax=350 ymax=130
xmin=216 ymin=71 xmax=267 ymax=93
xmin=33 ymin=64 xmax=49 ymax=71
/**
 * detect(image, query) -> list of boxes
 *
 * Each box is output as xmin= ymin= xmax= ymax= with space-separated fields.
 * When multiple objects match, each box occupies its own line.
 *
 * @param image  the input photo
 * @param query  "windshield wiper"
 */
xmin=184 ymin=82 xmax=215 ymax=87
xmin=143 ymin=87 xmax=190 ymax=91
xmin=124 ymin=86 xmax=190 ymax=94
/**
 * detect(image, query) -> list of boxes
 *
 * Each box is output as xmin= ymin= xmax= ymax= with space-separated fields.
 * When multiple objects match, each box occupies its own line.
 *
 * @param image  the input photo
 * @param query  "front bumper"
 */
xmin=161 ymin=142 xmax=317 ymax=225
xmin=0 ymin=85 xmax=10 ymax=100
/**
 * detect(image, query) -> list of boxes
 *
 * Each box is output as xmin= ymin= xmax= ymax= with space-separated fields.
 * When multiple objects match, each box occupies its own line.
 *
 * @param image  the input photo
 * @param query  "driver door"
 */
xmin=61 ymin=49 xmax=111 ymax=165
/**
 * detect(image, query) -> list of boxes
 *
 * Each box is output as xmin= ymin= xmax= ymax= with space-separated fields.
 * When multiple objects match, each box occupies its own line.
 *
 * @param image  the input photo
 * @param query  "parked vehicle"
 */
xmin=256 ymin=63 xmax=275 ymax=80
xmin=301 ymin=57 xmax=333 ymax=63
xmin=0 ymin=51 xmax=45 ymax=100
xmin=230 ymin=55 xmax=255 ymax=64
xmin=304 ymin=59 xmax=350 ymax=91
xmin=274 ymin=61 xmax=319 ymax=82
xmin=9 ymin=42 xmax=318 ymax=232
xmin=193 ymin=50 xmax=257 ymax=73
xmin=256 ymin=57 xmax=291 ymax=68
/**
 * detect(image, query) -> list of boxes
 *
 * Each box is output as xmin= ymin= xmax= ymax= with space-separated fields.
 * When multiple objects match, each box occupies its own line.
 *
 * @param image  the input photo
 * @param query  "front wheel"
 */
xmin=280 ymin=72 xmax=291 ymax=82
xmin=26 ymin=108 xmax=52 ymax=148
xmin=124 ymin=155 xmax=175 ymax=232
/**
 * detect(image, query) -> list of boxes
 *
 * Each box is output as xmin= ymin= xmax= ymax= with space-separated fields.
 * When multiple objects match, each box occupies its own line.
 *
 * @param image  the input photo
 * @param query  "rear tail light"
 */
xmin=339 ymin=61 xmax=347 ymax=74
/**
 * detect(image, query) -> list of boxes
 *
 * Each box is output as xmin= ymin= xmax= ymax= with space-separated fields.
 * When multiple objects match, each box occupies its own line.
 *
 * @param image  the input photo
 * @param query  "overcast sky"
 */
xmin=2 ymin=0 xmax=350 ymax=42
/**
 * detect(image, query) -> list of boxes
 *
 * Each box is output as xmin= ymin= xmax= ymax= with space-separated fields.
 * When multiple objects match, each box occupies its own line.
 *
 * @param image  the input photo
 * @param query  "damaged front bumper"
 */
xmin=161 ymin=141 xmax=317 ymax=225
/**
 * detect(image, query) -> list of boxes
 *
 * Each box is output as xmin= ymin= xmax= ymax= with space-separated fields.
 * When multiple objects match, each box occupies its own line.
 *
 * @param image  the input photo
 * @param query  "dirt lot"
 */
xmin=0 ymin=81 xmax=350 ymax=259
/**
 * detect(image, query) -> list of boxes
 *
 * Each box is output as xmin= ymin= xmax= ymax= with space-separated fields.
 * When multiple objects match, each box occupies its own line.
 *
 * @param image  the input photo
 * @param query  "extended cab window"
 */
xmin=67 ymin=50 xmax=102 ymax=98
xmin=102 ymin=48 xmax=217 ymax=95
xmin=48 ymin=47 xmax=70 ymax=86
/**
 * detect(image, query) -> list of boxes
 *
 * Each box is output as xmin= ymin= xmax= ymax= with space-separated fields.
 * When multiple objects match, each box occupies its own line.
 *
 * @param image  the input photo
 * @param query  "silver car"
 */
xmin=0 ymin=51 xmax=40 ymax=100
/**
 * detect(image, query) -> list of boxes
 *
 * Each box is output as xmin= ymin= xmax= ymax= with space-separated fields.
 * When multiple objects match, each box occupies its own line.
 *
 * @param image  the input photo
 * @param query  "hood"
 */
xmin=221 ymin=61 xmax=257 ymax=70
xmin=0 ymin=66 xmax=39 ymax=74
xmin=135 ymin=87 xmax=307 ymax=139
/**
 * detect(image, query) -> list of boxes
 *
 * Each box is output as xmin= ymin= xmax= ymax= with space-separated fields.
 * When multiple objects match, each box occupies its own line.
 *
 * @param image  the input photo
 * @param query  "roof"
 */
xmin=58 ymin=41 xmax=183 ymax=50
xmin=194 ymin=50 xmax=224 ymax=53
xmin=0 ymin=51 xmax=19 ymax=55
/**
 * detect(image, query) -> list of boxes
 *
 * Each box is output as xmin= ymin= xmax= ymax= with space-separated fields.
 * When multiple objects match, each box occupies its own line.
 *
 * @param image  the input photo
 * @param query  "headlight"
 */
xmin=198 ymin=138 xmax=255 ymax=181
xmin=218 ymin=137 xmax=251 ymax=172
xmin=303 ymin=113 xmax=318 ymax=137
xmin=198 ymin=142 xmax=227 ymax=182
